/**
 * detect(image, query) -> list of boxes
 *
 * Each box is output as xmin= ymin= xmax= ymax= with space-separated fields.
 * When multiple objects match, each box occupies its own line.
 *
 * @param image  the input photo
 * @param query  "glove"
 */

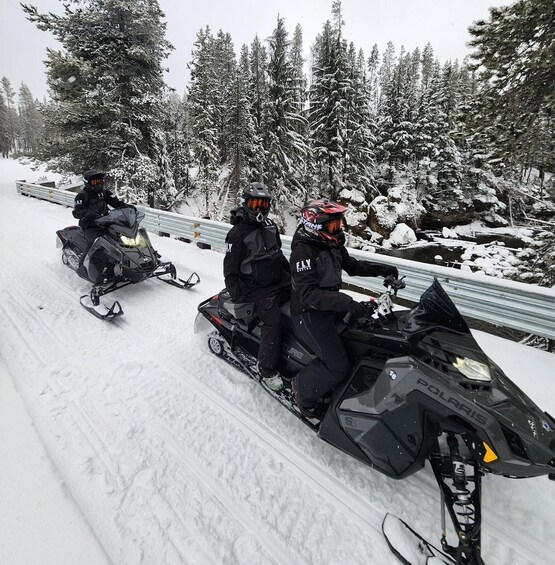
xmin=379 ymin=265 xmax=399 ymax=279
xmin=345 ymin=300 xmax=376 ymax=324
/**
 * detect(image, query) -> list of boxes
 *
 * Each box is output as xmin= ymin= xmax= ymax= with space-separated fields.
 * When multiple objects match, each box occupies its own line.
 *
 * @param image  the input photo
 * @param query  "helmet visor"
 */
xmin=89 ymin=177 xmax=105 ymax=187
xmin=325 ymin=217 xmax=343 ymax=234
xmin=246 ymin=197 xmax=270 ymax=212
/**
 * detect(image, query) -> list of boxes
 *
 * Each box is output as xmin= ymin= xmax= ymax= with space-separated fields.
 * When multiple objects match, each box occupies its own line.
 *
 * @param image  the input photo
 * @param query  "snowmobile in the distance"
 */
xmin=57 ymin=207 xmax=200 ymax=319
xmin=196 ymin=278 xmax=555 ymax=564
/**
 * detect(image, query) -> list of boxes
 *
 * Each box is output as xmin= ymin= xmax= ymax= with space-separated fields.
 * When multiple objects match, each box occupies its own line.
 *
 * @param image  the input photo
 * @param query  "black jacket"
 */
xmin=223 ymin=213 xmax=290 ymax=301
xmin=289 ymin=228 xmax=388 ymax=317
xmin=72 ymin=187 xmax=126 ymax=229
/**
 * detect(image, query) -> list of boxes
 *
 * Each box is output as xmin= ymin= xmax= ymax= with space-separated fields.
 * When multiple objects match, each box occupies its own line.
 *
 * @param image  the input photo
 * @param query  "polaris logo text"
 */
xmin=416 ymin=378 xmax=488 ymax=426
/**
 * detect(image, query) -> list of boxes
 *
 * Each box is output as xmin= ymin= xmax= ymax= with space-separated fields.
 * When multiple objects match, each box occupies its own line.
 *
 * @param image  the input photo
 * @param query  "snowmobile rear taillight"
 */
xmin=210 ymin=314 xmax=223 ymax=326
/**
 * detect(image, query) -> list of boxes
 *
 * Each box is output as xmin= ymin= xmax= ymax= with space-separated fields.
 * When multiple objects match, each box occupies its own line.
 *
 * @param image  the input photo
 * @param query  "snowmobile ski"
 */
xmin=382 ymin=513 xmax=455 ymax=565
xmin=156 ymin=263 xmax=200 ymax=289
xmin=79 ymin=293 xmax=123 ymax=320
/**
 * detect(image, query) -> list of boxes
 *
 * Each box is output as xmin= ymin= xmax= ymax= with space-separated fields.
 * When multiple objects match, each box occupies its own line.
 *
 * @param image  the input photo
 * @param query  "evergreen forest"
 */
xmin=1 ymin=0 xmax=553 ymax=286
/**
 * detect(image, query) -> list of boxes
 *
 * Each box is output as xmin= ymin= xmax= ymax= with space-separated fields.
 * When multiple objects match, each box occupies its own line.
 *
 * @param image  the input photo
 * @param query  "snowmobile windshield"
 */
xmin=403 ymin=279 xmax=470 ymax=335
xmin=94 ymin=208 xmax=143 ymax=229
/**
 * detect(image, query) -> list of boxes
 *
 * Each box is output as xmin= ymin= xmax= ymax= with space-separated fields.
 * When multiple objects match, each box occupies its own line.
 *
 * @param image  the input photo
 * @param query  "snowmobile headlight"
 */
xmin=453 ymin=357 xmax=491 ymax=382
xmin=120 ymin=234 xmax=144 ymax=247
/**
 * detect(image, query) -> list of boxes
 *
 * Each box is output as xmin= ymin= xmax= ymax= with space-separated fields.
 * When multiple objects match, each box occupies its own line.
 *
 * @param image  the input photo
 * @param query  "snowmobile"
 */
xmin=195 ymin=278 xmax=555 ymax=564
xmin=57 ymin=207 xmax=200 ymax=319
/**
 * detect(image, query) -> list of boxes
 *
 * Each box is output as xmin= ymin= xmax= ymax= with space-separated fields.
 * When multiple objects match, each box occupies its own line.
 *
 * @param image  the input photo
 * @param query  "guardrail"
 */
xmin=17 ymin=180 xmax=555 ymax=340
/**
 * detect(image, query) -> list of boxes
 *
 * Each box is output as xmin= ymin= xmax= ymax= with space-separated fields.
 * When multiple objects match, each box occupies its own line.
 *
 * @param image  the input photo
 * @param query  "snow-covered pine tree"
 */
xmin=468 ymin=0 xmax=555 ymax=180
xmin=17 ymin=83 xmax=44 ymax=153
xmin=23 ymin=0 xmax=175 ymax=207
xmin=213 ymin=30 xmax=237 ymax=166
xmin=265 ymin=15 xmax=308 ymax=220
xmin=163 ymin=92 xmax=193 ymax=199
xmin=367 ymin=44 xmax=380 ymax=115
xmin=1 ymin=77 xmax=18 ymax=154
xmin=188 ymin=26 xmax=220 ymax=216
xmin=290 ymin=24 xmax=310 ymax=195
xmin=343 ymin=45 xmax=376 ymax=198
xmin=309 ymin=4 xmax=351 ymax=200
xmin=248 ymin=36 xmax=270 ymax=183
xmin=226 ymin=45 xmax=259 ymax=209
xmin=0 ymin=90 xmax=12 ymax=158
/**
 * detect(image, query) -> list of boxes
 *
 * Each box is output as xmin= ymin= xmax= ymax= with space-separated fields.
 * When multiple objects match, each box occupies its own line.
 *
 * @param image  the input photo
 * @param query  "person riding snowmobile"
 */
xmin=289 ymin=199 xmax=399 ymax=418
xmin=72 ymin=170 xmax=132 ymax=248
xmin=72 ymin=169 xmax=133 ymax=272
xmin=223 ymin=182 xmax=291 ymax=392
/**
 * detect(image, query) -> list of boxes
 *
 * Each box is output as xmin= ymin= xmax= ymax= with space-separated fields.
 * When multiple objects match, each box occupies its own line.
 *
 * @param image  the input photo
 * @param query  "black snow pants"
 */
xmin=291 ymin=310 xmax=350 ymax=408
xmin=249 ymin=281 xmax=290 ymax=377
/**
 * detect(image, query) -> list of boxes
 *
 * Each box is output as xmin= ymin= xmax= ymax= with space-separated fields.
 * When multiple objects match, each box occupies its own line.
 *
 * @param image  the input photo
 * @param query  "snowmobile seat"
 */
xmin=218 ymin=291 xmax=256 ymax=323
xmin=56 ymin=226 xmax=88 ymax=254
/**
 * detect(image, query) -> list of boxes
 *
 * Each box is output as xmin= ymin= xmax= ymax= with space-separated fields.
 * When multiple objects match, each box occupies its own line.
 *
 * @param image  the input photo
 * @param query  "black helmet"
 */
xmin=299 ymin=198 xmax=347 ymax=246
xmin=83 ymin=170 xmax=106 ymax=193
xmin=240 ymin=182 xmax=272 ymax=223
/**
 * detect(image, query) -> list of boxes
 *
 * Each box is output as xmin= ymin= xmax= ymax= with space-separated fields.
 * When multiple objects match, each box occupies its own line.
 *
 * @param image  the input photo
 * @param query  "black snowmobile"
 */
xmin=57 ymin=207 xmax=200 ymax=319
xmin=196 ymin=278 xmax=555 ymax=564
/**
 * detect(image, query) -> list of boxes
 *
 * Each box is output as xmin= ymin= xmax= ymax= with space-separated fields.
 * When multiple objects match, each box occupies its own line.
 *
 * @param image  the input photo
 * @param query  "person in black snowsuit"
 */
xmin=289 ymin=199 xmax=399 ymax=418
xmin=73 ymin=170 xmax=130 ymax=245
xmin=72 ymin=170 xmax=130 ymax=269
xmin=223 ymin=182 xmax=291 ymax=391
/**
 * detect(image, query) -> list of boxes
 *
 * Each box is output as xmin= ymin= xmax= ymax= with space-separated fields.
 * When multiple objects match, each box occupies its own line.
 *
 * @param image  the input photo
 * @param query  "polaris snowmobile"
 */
xmin=196 ymin=278 xmax=555 ymax=564
xmin=57 ymin=207 xmax=200 ymax=319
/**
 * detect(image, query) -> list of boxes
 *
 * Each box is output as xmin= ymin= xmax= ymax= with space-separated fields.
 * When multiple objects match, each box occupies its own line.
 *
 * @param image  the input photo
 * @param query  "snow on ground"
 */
xmin=1 ymin=158 xmax=555 ymax=565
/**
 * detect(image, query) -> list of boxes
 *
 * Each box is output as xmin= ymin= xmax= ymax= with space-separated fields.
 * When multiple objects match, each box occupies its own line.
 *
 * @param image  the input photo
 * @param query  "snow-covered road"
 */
xmin=1 ymin=159 xmax=554 ymax=565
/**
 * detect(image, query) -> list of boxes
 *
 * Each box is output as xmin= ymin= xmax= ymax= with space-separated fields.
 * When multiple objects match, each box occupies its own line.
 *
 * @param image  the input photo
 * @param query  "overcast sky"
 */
xmin=1 ymin=0 xmax=513 ymax=100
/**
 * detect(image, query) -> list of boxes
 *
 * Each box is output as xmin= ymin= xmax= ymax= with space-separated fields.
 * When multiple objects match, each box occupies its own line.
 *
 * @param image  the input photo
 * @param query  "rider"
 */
xmin=72 ymin=170 xmax=130 ymax=249
xmin=223 ymin=182 xmax=291 ymax=391
xmin=289 ymin=199 xmax=399 ymax=418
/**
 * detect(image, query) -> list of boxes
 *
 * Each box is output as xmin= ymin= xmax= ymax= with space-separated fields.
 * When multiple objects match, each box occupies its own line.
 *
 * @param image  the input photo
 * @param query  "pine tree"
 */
xmin=1 ymin=77 xmax=18 ymax=154
xmin=265 ymin=15 xmax=308 ymax=218
xmin=23 ymin=0 xmax=175 ymax=207
xmin=0 ymin=91 xmax=11 ymax=158
xmin=249 ymin=35 xmax=270 ymax=181
xmin=309 ymin=9 xmax=352 ymax=199
xmin=227 ymin=45 xmax=259 ymax=204
xmin=17 ymin=83 xmax=43 ymax=153
xmin=468 ymin=0 xmax=555 ymax=178
xmin=163 ymin=92 xmax=192 ymax=198
xmin=187 ymin=26 xmax=220 ymax=215
xmin=213 ymin=30 xmax=237 ymax=165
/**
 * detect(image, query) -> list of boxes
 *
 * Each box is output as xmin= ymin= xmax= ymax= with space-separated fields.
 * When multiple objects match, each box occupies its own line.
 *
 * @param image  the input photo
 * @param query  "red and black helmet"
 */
xmin=299 ymin=199 xmax=347 ymax=245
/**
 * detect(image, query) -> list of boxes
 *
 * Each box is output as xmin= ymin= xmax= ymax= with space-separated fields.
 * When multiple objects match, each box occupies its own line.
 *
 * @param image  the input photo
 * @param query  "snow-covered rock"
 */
xmin=385 ymin=223 xmax=417 ymax=247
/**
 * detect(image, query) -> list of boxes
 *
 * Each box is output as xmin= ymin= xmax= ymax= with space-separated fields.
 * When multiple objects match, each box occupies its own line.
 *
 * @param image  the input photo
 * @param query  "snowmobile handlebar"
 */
xmin=383 ymin=275 xmax=406 ymax=295
xmin=343 ymin=276 xmax=404 ymax=326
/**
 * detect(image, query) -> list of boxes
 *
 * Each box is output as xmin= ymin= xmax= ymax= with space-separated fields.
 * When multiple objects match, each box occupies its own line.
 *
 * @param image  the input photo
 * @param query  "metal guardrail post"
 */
xmin=16 ymin=180 xmax=555 ymax=340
